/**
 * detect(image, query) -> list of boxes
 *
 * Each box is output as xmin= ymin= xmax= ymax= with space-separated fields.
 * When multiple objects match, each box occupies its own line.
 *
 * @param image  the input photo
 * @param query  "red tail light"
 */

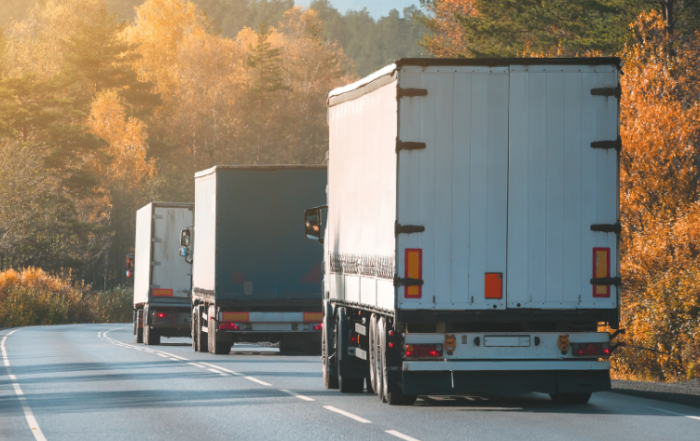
xmin=314 ymin=323 xmax=323 ymax=331
xmin=405 ymin=343 xmax=443 ymax=358
xmin=155 ymin=312 xmax=168 ymax=319
xmin=218 ymin=322 xmax=239 ymax=330
xmin=349 ymin=334 xmax=357 ymax=345
xmin=572 ymin=342 xmax=610 ymax=357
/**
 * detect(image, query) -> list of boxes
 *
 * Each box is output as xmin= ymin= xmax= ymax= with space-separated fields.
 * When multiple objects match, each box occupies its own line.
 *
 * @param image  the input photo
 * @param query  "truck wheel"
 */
xmin=208 ymin=305 xmax=230 ymax=355
xmin=144 ymin=325 xmax=160 ymax=345
xmin=380 ymin=317 xmax=416 ymax=405
xmin=322 ymin=307 xmax=338 ymax=389
xmin=549 ymin=393 xmax=591 ymax=404
xmin=336 ymin=307 xmax=363 ymax=393
xmin=135 ymin=315 xmax=143 ymax=344
xmin=193 ymin=305 xmax=208 ymax=353
xmin=369 ymin=314 xmax=383 ymax=400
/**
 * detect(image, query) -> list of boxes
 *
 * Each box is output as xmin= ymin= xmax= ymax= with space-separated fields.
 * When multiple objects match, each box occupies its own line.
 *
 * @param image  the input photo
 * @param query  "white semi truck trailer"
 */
xmin=305 ymin=58 xmax=624 ymax=404
xmin=133 ymin=202 xmax=194 ymax=345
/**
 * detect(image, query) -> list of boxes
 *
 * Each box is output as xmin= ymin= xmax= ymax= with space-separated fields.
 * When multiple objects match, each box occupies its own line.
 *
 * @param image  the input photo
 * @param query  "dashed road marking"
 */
xmin=323 ymin=406 xmax=372 ymax=423
xmin=386 ymin=430 xmax=422 ymax=441
xmin=200 ymin=363 xmax=241 ymax=376
xmin=188 ymin=362 xmax=206 ymax=368
xmin=280 ymin=389 xmax=315 ymax=402
xmin=650 ymin=407 xmax=700 ymax=421
xmin=245 ymin=376 xmax=272 ymax=386
xmin=2 ymin=329 xmax=48 ymax=441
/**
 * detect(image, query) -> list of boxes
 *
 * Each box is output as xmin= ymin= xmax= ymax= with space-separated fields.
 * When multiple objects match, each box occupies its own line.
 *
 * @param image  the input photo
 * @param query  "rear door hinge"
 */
xmin=397 ymin=88 xmax=428 ymax=98
xmin=591 ymin=85 xmax=621 ymax=99
xmin=590 ymin=277 xmax=621 ymax=286
xmin=394 ymin=276 xmax=424 ymax=287
xmin=591 ymin=222 xmax=621 ymax=234
xmin=591 ymin=137 xmax=622 ymax=151
xmin=396 ymin=140 xmax=426 ymax=152
xmin=395 ymin=221 xmax=425 ymax=236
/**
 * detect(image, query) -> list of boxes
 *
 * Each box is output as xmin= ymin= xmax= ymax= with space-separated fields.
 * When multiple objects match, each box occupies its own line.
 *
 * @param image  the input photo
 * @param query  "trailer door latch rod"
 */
xmin=394 ymin=277 xmax=424 ymax=287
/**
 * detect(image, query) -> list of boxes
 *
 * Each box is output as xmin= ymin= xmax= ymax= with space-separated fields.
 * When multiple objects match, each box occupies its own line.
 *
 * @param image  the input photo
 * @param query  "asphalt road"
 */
xmin=2 ymin=325 xmax=699 ymax=441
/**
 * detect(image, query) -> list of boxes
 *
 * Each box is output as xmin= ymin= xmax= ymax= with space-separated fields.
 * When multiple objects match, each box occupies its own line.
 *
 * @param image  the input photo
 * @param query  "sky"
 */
xmin=295 ymin=0 xmax=420 ymax=19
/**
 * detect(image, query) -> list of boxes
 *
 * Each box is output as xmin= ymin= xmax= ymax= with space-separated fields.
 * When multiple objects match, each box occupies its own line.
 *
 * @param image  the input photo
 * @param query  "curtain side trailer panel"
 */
xmin=192 ymin=166 xmax=327 ymax=354
xmin=318 ymin=58 xmax=622 ymax=402
xmin=133 ymin=202 xmax=194 ymax=345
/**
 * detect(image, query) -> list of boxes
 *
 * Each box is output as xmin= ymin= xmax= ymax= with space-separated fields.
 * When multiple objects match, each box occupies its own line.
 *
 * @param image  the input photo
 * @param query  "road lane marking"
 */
xmin=2 ymin=330 xmax=48 ymax=441
xmin=188 ymin=362 xmax=206 ymax=368
xmin=199 ymin=362 xmax=241 ymax=376
xmin=323 ymin=406 xmax=372 ymax=423
xmin=650 ymin=407 xmax=700 ymax=421
xmin=245 ymin=376 xmax=272 ymax=386
xmin=156 ymin=353 xmax=169 ymax=358
xmin=207 ymin=368 xmax=228 ymax=375
xmin=279 ymin=389 xmax=315 ymax=402
xmin=101 ymin=329 xmax=189 ymax=361
xmin=386 ymin=430 xmax=421 ymax=441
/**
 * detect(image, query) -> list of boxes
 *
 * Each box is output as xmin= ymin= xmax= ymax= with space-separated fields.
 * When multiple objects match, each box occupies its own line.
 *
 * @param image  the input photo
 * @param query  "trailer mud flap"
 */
xmin=401 ymin=370 xmax=611 ymax=396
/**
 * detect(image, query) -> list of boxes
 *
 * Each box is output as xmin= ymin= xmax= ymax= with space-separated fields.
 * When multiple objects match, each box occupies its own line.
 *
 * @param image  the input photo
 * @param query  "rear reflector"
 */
xmin=155 ymin=312 xmax=168 ymax=319
xmin=572 ymin=342 xmax=610 ymax=357
xmin=593 ymin=248 xmax=611 ymax=297
xmin=219 ymin=322 xmax=239 ymax=330
xmin=485 ymin=273 xmax=503 ymax=299
xmin=221 ymin=312 xmax=249 ymax=322
xmin=404 ymin=248 xmax=422 ymax=298
xmin=152 ymin=289 xmax=173 ymax=297
xmin=405 ymin=343 xmax=443 ymax=358
xmin=303 ymin=312 xmax=323 ymax=322
xmin=314 ymin=323 xmax=323 ymax=331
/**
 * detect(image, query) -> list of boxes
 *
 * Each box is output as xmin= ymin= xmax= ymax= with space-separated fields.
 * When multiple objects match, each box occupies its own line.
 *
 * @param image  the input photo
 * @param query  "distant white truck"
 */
xmin=305 ymin=58 xmax=624 ymax=404
xmin=133 ymin=202 xmax=194 ymax=345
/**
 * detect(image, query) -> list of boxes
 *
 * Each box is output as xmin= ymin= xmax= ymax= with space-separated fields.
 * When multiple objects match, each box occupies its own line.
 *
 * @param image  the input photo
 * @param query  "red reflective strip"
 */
xmin=152 ymin=289 xmax=173 ymax=297
xmin=484 ymin=273 xmax=503 ymax=299
xmin=222 ymin=312 xmax=249 ymax=322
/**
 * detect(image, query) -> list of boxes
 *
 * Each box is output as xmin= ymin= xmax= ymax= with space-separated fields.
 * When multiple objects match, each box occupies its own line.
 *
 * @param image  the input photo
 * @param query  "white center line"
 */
xmin=323 ymin=406 xmax=372 ymax=423
xmin=245 ymin=376 xmax=272 ymax=386
xmin=650 ymin=407 xmax=700 ymax=421
xmin=156 ymin=353 xmax=169 ymax=358
xmin=199 ymin=362 xmax=241 ymax=376
xmin=2 ymin=330 xmax=48 ymax=441
xmin=386 ymin=430 xmax=422 ymax=441
xmin=279 ymin=389 xmax=315 ymax=402
xmin=207 ymin=368 xmax=226 ymax=375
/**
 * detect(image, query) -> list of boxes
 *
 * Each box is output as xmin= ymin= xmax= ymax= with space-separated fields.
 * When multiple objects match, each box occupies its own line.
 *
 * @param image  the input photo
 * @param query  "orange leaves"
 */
xmin=419 ymin=0 xmax=477 ymax=58
xmin=88 ymin=90 xmax=155 ymax=190
xmin=617 ymin=11 xmax=700 ymax=381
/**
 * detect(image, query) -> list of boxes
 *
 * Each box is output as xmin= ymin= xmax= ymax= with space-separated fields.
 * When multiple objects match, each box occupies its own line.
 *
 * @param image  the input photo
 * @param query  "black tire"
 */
xmin=322 ymin=314 xmax=338 ymax=389
xmin=194 ymin=305 xmax=208 ymax=353
xmin=380 ymin=317 xmax=416 ymax=405
xmin=135 ymin=314 xmax=143 ymax=344
xmin=208 ymin=305 xmax=230 ymax=355
xmin=336 ymin=308 xmax=363 ymax=393
xmin=191 ymin=307 xmax=198 ymax=351
xmin=144 ymin=324 xmax=160 ymax=345
xmin=549 ymin=393 xmax=592 ymax=404
xmin=369 ymin=314 xmax=383 ymax=401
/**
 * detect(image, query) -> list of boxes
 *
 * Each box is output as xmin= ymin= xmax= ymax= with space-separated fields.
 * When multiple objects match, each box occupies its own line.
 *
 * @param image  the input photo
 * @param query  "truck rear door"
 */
xmin=506 ymin=64 xmax=619 ymax=310
xmin=151 ymin=206 xmax=193 ymax=300
xmin=397 ymin=66 xmax=510 ymax=311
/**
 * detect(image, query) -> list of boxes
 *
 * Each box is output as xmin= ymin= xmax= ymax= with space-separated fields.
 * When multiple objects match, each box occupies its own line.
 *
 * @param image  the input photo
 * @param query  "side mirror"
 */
xmin=180 ymin=228 xmax=191 ymax=247
xmin=304 ymin=205 xmax=327 ymax=244
xmin=179 ymin=247 xmax=189 ymax=257
xmin=125 ymin=253 xmax=135 ymax=278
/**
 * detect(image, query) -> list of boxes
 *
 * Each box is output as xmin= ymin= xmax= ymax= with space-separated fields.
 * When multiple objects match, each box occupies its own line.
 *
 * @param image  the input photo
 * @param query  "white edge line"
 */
xmin=245 ymin=376 xmax=272 ymax=386
xmin=2 ymin=330 xmax=48 ymax=441
xmin=323 ymin=406 xmax=372 ymax=423
xmin=386 ymin=430 xmax=422 ymax=441
xmin=650 ymin=407 xmax=700 ymax=421
xmin=279 ymin=389 xmax=315 ymax=402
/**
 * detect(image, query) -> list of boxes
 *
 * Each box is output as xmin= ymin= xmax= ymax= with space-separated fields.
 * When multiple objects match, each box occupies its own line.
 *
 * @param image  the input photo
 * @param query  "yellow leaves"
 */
xmin=88 ymin=90 xmax=155 ymax=191
xmin=420 ymin=0 xmax=477 ymax=58
xmin=122 ymin=0 xmax=208 ymax=97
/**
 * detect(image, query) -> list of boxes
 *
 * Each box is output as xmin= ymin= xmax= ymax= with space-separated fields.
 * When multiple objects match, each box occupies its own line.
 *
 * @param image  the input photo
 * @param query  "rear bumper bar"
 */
xmin=403 ymin=360 xmax=610 ymax=372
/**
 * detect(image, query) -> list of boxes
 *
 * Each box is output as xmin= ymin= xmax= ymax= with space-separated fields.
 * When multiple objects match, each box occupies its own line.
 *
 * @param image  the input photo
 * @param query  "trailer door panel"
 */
xmin=397 ymin=66 xmax=509 ymax=310
xmin=152 ymin=206 xmax=193 ymax=299
xmin=506 ymin=65 xmax=619 ymax=310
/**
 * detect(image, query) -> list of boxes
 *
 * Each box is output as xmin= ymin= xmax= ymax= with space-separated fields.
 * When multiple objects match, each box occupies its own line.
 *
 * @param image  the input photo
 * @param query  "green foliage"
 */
xmin=457 ymin=0 xmax=633 ymax=57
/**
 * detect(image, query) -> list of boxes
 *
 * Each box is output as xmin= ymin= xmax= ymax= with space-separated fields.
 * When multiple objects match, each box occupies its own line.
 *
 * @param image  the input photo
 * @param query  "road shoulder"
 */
xmin=612 ymin=379 xmax=700 ymax=409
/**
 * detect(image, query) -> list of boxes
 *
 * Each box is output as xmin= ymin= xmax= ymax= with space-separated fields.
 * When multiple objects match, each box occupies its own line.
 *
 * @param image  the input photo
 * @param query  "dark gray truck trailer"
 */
xmin=188 ymin=165 xmax=327 ymax=355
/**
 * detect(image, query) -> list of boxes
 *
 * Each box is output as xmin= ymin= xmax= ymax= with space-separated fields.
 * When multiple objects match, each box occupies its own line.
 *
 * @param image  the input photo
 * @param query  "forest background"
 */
xmin=1 ymin=0 xmax=699 ymax=382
